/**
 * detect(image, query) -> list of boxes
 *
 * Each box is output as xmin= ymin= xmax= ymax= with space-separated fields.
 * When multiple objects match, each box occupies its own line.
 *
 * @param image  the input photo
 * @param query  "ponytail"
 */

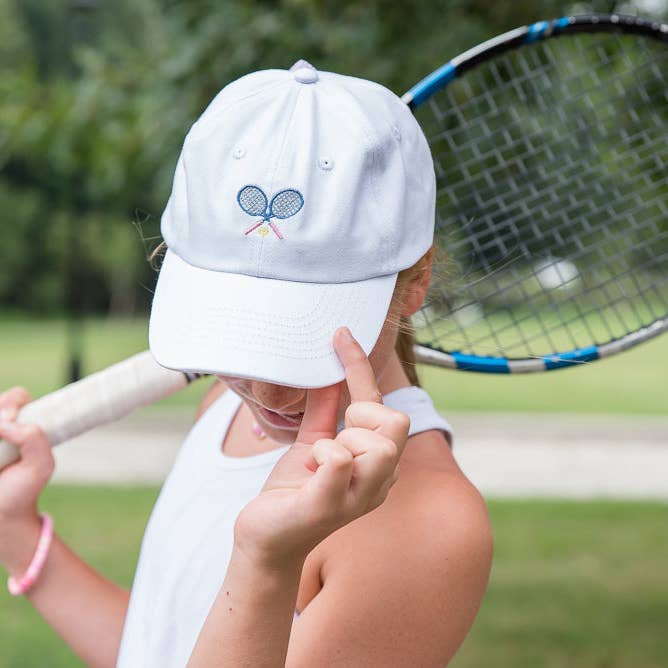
xmin=395 ymin=316 xmax=421 ymax=387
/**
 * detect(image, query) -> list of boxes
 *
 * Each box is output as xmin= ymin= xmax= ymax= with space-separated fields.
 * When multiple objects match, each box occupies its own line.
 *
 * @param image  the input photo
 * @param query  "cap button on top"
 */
xmin=290 ymin=59 xmax=319 ymax=84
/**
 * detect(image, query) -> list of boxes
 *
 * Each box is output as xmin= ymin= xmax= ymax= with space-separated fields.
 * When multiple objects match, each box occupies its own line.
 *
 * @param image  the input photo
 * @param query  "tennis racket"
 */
xmin=407 ymin=13 xmax=668 ymax=372
xmin=0 ymin=353 xmax=202 ymax=469
xmin=1 ymin=13 xmax=666 ymax=469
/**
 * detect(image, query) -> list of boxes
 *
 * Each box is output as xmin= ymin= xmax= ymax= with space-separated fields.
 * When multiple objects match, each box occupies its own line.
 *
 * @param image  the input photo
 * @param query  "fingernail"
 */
xmin=340 ymin=327 xmax=354 ymax=342
xmin=0 ymin=408 xmax=12 ymax=421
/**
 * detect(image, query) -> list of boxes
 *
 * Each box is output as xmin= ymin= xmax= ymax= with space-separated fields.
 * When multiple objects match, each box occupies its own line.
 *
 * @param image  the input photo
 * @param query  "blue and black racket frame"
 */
xmin=404 ymin=14 xmax=668 ymax=373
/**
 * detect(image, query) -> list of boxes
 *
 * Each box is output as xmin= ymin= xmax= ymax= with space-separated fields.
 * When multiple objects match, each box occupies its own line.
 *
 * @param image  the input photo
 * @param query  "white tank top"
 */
xmin=116 ymin=386 xmax=452 ymax=668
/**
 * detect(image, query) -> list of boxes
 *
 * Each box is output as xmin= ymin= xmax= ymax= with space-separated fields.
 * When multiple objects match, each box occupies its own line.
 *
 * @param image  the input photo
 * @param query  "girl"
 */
xmin=0 ymin=61 xmax=492 ymax=667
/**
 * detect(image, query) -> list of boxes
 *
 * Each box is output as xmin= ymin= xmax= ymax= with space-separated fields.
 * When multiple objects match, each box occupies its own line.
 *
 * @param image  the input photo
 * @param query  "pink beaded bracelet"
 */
xmin=7 ymin=513 xmax=53 ymax=596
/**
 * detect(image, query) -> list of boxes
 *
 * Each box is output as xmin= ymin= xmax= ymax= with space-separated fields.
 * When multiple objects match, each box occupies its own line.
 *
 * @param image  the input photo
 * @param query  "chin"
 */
xmin=256 ymin=422 xmax=299 ymax=445
xmin=251 ymin=412 xmax=300 ymax=445
xmin=272 ymin=431 xmax=298 ymax=445
xmin=252 ymin=404 xmax=304 ymax=441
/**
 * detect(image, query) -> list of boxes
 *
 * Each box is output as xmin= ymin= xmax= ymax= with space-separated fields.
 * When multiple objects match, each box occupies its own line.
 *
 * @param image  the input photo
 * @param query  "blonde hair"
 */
xmin=148 ymin=242 xmax=435 ymax=387
xmin=386 ymin=244 xmax=435 ymax=387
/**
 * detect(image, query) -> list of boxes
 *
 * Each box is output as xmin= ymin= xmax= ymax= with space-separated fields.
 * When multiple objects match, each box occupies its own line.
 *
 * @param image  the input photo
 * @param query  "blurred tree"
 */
xmin=0 ymin=0 xmax=664 ymax=315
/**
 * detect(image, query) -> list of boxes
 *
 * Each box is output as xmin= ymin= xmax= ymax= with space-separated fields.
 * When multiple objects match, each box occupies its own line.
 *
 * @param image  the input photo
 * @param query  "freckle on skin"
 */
xmin=226 ymin=591 xmax=230 ymax=596
xmin=229 ymin=607 xmax=233 ymax=612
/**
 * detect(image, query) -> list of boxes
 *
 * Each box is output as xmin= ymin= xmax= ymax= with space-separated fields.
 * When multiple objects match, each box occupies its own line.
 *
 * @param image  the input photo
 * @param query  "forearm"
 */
xmin=187 ymin=545 xmax=304 ymax=668
xmin=3 ymin=517 xmax=129 ymax=668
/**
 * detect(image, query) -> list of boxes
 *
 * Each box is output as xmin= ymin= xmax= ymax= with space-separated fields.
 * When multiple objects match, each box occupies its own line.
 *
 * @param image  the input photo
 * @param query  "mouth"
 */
xmin=256 ymin=405 xmax=304 ymax=429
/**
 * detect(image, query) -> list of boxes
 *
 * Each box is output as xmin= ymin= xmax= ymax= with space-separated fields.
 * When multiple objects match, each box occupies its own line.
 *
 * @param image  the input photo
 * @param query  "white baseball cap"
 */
xmin=149 ymin=60 xmax=435 ymax=388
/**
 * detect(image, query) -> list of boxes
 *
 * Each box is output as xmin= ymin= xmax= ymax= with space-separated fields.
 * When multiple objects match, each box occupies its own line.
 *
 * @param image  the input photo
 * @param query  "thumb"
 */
xmin=295 ymin=382 xmax=342 ymax=445
xmin=0 ymin=422 xmax=54 ymax=477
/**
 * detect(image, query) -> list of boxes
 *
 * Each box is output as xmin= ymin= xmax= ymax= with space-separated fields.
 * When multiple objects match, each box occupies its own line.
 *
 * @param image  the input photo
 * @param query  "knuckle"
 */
xmin=344 ymin=400 xmax=381 ymax=423
xmin=387 ymin=409 xmax=410 ymax=435
xmin=329 ymin=447 xmax=353 ymax=469
xmin=1 ymin=386 xmax=32 ymax=407
xmin=10 ymin=423 xmax=49 ymax=448
xmin=22 ymin=424 xmax=43 ymax=441
xmin=375 ymin=438 xmax=397 ymax=462
xmin=314 ymin=438 xmax=353 ymax=470
xmin=314 ymin=437 xmax=337 ymax=452
xmin=343 ymin=403 xmax=359 ymax=423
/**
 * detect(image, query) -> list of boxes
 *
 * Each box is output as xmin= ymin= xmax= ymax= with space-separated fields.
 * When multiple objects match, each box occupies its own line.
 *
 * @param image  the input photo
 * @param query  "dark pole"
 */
xmin=64 ymin=0 xmax=100 ymax=384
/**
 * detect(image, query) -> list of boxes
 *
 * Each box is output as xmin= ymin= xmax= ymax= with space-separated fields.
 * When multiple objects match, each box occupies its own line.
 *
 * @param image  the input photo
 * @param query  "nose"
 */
xmin=250 ymin=381 xmax=305 ymax=413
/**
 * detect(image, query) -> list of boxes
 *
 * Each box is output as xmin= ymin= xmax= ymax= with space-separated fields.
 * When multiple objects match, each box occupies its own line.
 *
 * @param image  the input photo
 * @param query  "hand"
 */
xmin=233 ymin=327 xmax=410 ymax=569
xmin=0 ymin=387 xmax=54 ymax=528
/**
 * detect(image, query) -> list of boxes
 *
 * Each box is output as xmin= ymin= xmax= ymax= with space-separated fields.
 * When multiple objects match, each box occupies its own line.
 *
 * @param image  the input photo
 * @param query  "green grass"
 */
xmin=0 ymin=489 xmax=666 ymax=667
xmin=417 ymin=296 xmax=666 ymax=359
xmin=0 ymin=316 xmax=205 ymax=409
xmin=454 ymin=500 xmax=668 ymax=668
xmin=0 ymin=486 xmax=160 ymax=668
xmin=419 ymin=331 xmax=668 ymax=413
xmin=1 ymin=314 xmax=667 ymax=414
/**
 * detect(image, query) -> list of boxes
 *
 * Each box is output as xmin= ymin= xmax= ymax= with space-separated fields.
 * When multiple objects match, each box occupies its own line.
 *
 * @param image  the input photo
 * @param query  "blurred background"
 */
xmin=0 ymin=1 xmax=667 ymax=666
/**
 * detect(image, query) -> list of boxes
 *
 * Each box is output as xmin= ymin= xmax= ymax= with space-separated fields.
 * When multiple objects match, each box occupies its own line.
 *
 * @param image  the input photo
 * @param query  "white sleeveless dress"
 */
xmin=116 ymin=386 xmax=452 ymax=667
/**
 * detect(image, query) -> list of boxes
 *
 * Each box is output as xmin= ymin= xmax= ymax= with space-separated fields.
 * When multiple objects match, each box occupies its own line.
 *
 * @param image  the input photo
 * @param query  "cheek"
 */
xmin=368 ymin=320 xmax=400 ymax=369
xmin=216 ymin=375 xmax=249 ymax=393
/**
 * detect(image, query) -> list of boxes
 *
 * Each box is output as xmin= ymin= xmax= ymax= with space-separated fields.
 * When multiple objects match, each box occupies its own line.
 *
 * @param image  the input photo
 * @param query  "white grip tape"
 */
xmin=0 ymin=351 xmax=190 ymax=470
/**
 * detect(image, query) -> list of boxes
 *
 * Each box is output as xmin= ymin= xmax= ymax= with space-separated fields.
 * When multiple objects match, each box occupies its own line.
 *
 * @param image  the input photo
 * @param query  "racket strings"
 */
xmin=416 ymin=30 xmax=668 ymax=359
xmin=424 ymin=226 xmax=668 ymax=356
xmin=433 ymin=167 xmax=668 ymax=285
xmin=441 ymin=32 xmax=661 ymax=130
xmin=416 ymin=303 xmax=601 ymax=363
xmin=434 ymin=116 xmax=667 ymax=204
xmin=422 ymin=268 xmax=562 ymax=357
xmin=238 ymin=186 xmax=268 ymax=216
xmin=419 ymin=263 xmax=668 ymax=360
xmin=431 ymin=66 xmax=666 ymax=203
xmin=425 ymin=35 xmax=665 ymax=162
xmin=270 ymin=190 xmax=304 ymax=219
xmin=431 ymin=201 xmax=666 ymax=330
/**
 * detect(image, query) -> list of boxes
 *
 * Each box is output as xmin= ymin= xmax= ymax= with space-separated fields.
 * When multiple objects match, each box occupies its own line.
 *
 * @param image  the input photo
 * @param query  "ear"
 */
xmin=401 ymin=247 xmax=434 ymax=317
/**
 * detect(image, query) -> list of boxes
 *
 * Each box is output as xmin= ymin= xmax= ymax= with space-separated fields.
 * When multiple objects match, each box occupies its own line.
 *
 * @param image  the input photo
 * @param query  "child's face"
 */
xmin=215 ymin=375 xmax=308 ymax=442
xmin=216 ymin=314 xmax=401 ymax=444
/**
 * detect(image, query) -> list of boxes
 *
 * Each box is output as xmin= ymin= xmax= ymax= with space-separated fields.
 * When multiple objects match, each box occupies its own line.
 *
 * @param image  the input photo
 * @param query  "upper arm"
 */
xmin=286 ymin=475 xmax=493 ymax=667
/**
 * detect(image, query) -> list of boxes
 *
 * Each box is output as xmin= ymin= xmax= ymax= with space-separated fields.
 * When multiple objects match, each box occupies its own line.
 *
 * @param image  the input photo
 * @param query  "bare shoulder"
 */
xmin=322 ymin=428 xmax=492 ymax=562
xmin=293 ymin=431 xmax=493 ymax=665
xmin=394 ymin=437 xmax=494 ymax=575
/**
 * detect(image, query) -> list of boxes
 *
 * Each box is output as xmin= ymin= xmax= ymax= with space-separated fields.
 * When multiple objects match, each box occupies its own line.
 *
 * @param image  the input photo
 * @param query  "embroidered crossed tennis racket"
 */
xmin=238 ymin=185 xmax=304 ymax=239
xmin=1 ymin=13 xmax=667 ymax=469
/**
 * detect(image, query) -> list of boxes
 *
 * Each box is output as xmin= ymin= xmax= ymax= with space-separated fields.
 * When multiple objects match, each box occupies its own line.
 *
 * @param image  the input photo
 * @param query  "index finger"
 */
xmin=0 ymin=387 xmax=32 ymax=421
xmin=333 ymin=327 xmax=382 ymax=404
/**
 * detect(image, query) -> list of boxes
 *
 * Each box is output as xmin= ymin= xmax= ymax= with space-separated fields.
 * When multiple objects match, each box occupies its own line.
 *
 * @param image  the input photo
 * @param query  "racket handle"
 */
xmin=0 ymin=351 xmax=196 ymax=471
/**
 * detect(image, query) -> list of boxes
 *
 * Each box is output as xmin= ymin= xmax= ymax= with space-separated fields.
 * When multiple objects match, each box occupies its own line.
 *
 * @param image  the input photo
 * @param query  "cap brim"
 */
xmin=149 ymin=250 xmax=398 ymax=388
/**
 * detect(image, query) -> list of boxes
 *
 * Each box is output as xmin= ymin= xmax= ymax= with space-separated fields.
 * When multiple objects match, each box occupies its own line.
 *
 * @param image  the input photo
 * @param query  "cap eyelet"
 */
xmin=318 ymin=157 xmax=334 ymax=171
xmin=233 ymin=146 xmax=246 ymax=159
xmin=391 ymin=126 xmax=402 ymax=141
